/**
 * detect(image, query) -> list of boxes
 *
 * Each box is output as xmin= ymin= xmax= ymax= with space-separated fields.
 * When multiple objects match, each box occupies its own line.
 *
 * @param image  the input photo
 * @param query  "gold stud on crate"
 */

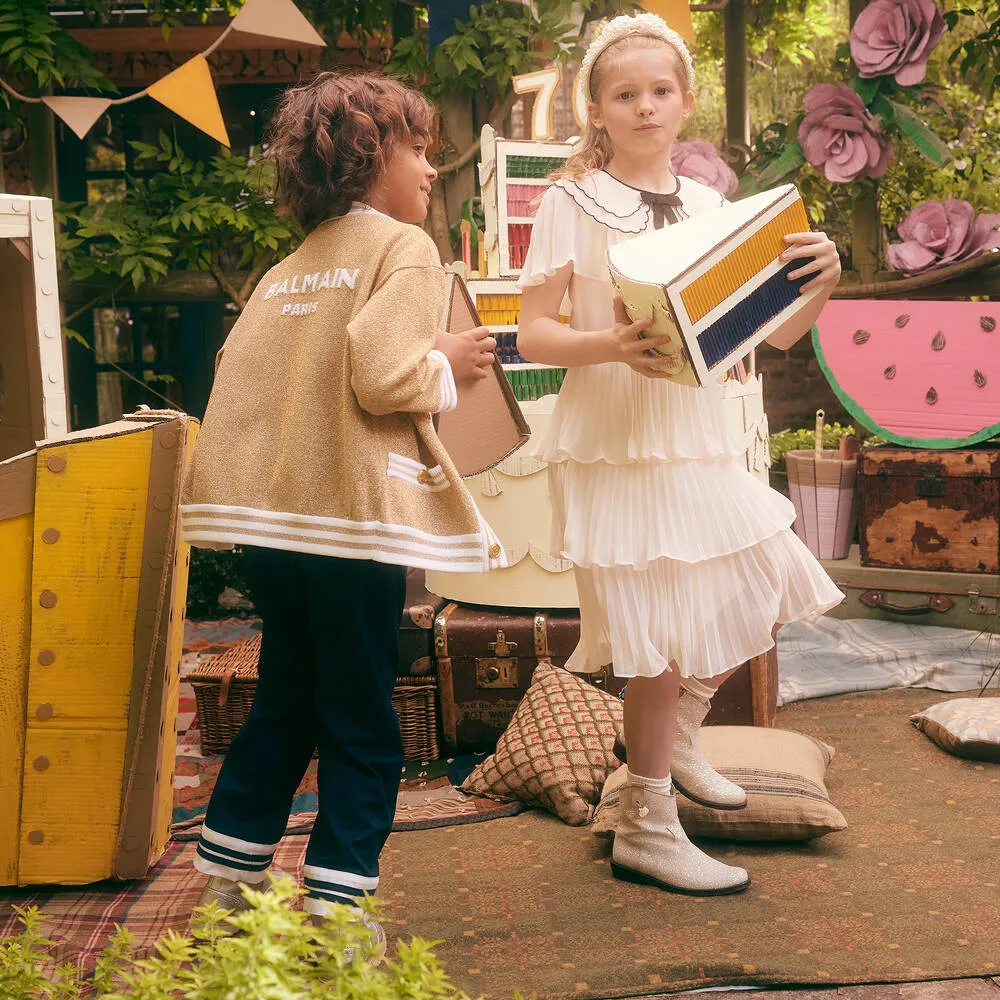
xmin=38 ymin=649 xmax=56 ymax=666
xmin=36 ymin=704 xmax=54 ymax=721
xmin=39 ymin=589 xmax=58 ymax=608
xmin=27 ymin=831 xmax=44 ymax=845
xmin=46 ymin=455 xmax=66 ymax=473
xmin=42 ymin=528 xmax=60 ymax=544
xmin=33 ymin=756 xmax=50 ymax=771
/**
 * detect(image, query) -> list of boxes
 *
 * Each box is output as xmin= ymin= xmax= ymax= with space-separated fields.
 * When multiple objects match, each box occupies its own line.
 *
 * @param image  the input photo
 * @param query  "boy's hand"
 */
xmin=435 ymin=326 xmax=496 ymax=382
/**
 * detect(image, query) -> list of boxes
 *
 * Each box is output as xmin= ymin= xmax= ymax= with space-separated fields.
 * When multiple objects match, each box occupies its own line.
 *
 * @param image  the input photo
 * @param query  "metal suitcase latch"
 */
xmin=969 ymin=586 xmax=999 ymax=616
xmin=476 ymin=630 xmax=519 ymax=688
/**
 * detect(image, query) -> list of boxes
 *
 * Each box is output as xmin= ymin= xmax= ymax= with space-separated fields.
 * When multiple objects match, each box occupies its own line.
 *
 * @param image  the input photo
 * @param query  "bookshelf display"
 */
xmin=428 ymin=127 xmax=580 ymax=607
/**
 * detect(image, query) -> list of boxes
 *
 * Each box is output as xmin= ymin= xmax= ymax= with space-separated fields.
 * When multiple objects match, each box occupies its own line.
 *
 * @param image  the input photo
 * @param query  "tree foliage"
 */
xmin=59 ymin=131 xmax=300 ymax=310
xmin=386 ymin=0 xmax=591 ymax=103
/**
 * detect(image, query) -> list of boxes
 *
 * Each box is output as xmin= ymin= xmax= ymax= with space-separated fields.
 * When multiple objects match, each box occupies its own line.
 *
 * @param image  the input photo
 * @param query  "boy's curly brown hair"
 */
xmin=266 ymin=71 xmax=435 ymax=232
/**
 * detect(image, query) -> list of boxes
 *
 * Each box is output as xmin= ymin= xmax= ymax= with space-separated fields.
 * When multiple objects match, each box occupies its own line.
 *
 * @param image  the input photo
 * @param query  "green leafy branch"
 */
xmin=386 ymin=0 xmax=588 ymax=108
xmin=59 ymin=131 xmax=301 ymax=310
xmin=945 ymin=2 xmax=1000 ymax=100
xmin=0 ymin=876 xmax=504 ymax=999
xmin=0 ymin=0 xmax=113 ymax=98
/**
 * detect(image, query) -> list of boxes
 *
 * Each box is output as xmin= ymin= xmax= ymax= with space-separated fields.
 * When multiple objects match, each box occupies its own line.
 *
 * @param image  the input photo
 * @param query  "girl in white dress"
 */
xmin=517 ymin=13 xmax=844 ymax=896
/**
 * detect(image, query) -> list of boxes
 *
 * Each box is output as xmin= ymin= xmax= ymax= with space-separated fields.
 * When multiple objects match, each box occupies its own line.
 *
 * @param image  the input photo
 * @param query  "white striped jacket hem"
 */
xmin=180 ymin=503 xmax=507 ymax=573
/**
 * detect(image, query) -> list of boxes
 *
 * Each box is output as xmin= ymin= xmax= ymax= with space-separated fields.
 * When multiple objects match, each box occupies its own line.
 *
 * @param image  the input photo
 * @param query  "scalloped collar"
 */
xmin=551 ymin=170 xmax=686 ymax=235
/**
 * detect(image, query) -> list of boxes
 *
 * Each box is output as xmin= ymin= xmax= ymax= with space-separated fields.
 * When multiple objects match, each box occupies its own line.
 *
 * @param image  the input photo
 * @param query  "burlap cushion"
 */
xmin=592 ymin=727 xmax=847 ymax=841
xmin=461 ymin=662 xmax=623 ymax=826
xmin=910 ymin=698 xmax=1000 ymax=763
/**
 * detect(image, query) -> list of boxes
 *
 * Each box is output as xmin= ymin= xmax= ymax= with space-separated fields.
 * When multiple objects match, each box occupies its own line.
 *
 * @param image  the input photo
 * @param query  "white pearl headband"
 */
xmin=577 ymin=12 xmax=695 ymax=117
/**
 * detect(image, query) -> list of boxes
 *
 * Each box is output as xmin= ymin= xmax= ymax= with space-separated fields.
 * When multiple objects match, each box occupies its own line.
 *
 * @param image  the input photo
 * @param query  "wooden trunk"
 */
xmin=705 ymin=648 xmax=778 ymax=729
xmin=434 ymin=603 xmax=778 ymax=753
xmin=858 ymin=445 xmax=1000 ymax=573
xmin=434 ymin=603 xmax=585 ymax=753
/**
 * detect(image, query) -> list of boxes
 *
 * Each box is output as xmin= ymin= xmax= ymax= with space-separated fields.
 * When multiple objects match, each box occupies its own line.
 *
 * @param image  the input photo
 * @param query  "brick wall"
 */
xmin=756 ymin=336 xmax=850 ymax=434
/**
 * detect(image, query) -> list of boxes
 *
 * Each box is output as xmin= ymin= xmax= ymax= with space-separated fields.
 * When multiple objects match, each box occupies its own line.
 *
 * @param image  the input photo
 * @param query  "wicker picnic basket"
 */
xmin=189 ymin=633 xmax=441 ymax=761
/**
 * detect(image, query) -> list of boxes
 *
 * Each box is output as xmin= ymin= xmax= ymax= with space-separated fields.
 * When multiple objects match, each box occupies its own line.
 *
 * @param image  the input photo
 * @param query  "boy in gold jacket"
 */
xmin=179 ymin=72 xmax=502 ymax=955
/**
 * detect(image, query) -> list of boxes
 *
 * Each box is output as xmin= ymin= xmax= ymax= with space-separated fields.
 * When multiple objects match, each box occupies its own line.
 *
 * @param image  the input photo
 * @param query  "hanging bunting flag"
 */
xmin=2 ymin=0 xmax=324 ymax=142
xmin=42 ymin=96 xmax=113 ymax=141
xmin=147 ymin=55 xmax=230 ymax=147
xmin=231 ymin=0 xmax=326 ymax=48
xmin=639 ymin=0 xmax=695 ymax=44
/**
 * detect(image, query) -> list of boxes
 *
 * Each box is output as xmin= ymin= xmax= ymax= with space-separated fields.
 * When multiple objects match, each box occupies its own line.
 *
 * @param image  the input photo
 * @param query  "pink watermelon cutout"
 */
xmin=813 ymin=299 xmax=1000 ymax=449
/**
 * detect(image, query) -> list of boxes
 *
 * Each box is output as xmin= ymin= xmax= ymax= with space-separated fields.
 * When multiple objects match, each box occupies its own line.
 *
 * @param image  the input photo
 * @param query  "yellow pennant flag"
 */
xmin=147 ymin=54 xmax=230 ymax=147
xmin=639 ymin=0 xmax=696 ymax=44
xmin=42 ymin=96 xmax=113 ymax=141
xmin=231 ymin=0 xmax=326 ymax=48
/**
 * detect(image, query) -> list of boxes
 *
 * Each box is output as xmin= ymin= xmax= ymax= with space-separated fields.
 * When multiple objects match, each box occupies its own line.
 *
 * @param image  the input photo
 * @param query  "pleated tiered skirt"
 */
xmin=542 ymin=365 xmax=844 ymax=679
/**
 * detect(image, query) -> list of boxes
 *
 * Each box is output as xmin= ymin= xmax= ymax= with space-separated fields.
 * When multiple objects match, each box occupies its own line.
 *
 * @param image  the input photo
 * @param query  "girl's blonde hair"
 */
xmin=555 ymin=25 xmax=692 ymax=182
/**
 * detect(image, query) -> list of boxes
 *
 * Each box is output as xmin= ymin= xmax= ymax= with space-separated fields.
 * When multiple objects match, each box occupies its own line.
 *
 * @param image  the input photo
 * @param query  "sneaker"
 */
xmin=195 ymin=870 xmax=291 ymax=934
xmin=309 ymin=911 xmax=386 ymax=965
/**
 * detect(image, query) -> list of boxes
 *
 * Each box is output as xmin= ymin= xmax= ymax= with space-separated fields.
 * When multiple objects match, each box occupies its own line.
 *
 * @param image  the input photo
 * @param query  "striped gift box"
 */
xmin=608 ymin=185 xmax=822 ymax=388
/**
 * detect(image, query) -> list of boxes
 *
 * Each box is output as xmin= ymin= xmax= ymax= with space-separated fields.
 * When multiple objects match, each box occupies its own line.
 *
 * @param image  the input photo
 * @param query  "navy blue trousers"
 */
xmin=193 ymin=546 xmax=406 ymax=914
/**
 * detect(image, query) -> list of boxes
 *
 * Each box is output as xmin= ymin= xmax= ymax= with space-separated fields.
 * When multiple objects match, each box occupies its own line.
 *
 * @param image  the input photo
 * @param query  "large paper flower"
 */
xmin=797 ymin=83 xmax=895 ymax=184
xmin=887 ymin=199 xmax=1000 ymax=274
xmin=850 ymin=0 xmax=946 ymax=87
xmin=670 ymin=139 xmax=738 ymax=197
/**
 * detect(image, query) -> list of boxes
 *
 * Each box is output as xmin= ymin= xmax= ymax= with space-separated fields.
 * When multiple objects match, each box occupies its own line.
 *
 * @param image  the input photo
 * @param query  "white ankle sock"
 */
xmin=627 ymin=769 xmax=672 ymax=792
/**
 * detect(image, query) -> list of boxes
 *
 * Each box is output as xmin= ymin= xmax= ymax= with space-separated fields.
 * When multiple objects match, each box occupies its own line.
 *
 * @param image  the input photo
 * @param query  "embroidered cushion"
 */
xmin=460 ymin=662 xmax=622 ymax=826
xmin=910 ymin=698 xmax=1000 ymax=763
xmin=592 ymin=727 xmax=847 ymax=841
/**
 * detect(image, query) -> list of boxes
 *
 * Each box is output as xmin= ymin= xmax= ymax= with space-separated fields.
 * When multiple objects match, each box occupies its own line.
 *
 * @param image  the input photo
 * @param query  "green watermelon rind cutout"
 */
xmin=811 ymin=324 xmax=1000 ymax=450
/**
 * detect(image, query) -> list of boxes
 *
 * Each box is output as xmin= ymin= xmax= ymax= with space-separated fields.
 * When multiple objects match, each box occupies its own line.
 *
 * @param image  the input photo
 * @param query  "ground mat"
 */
xmin=2 ymin=687 xmax=997 ymax=998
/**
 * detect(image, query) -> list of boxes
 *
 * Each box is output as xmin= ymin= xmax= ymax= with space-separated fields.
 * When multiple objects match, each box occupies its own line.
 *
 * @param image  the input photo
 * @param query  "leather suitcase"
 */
xmin=433 ymin=602 xmax=778 ymax=753
xmin=399 ymin=568 xmax=445 ymax=676
xmin=820 ymin=545 xmax=1000 ymax=630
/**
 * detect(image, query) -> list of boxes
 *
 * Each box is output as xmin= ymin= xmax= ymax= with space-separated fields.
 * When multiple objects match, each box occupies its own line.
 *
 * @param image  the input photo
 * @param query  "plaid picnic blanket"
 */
xmin=0 ymin=838 xmax=310 ymax=968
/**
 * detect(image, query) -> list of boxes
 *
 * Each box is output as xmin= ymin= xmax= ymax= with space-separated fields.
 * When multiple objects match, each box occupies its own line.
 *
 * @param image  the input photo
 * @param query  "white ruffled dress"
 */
xmin=518 ymin=171 xmax=843 ymax=680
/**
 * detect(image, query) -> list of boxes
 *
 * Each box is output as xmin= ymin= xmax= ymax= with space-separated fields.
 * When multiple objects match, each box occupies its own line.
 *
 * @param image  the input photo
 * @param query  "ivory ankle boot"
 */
xmin=611 ymin=772 xmax=750 ymax=896
xmin=671 ymin=686 xmax=748 ymax=810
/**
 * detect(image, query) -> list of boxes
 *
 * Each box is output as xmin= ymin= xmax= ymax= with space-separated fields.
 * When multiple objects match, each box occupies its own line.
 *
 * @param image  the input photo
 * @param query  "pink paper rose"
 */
xmin=887 ymin=199 xmax=1000 ymax=274
xmin=670 ymin=139 xmax=738 ymax=197
xmin=797 ymin=83 xmax=895 ymax=183
xmin=850 ymin=0 xmax=946 ymax=86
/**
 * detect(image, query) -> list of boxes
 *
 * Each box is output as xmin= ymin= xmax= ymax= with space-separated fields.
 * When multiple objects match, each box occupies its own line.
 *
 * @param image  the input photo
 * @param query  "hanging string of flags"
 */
xmin=0 ymin=0 xmax=325 ymax=146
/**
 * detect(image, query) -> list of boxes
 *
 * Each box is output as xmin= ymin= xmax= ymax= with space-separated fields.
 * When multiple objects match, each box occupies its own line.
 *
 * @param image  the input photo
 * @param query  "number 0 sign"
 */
xmin=512 ymin=65 xmax=588 ymax=141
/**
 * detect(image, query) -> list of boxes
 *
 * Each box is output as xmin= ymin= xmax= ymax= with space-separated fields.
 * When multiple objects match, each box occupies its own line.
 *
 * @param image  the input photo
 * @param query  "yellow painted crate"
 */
xmin=0 ymin=411 xmax=197 ymax=885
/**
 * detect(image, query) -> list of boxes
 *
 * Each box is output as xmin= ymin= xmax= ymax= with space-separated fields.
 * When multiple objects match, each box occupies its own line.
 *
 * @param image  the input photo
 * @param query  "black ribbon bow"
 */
xmin=639 ymin=189 xmax=684 ymax=229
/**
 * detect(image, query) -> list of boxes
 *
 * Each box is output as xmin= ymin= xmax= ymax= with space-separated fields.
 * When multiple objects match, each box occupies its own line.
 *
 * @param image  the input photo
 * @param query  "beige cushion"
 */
xmin=910 ymin=698 xmax=1000 ymax=763
xmin=592 ymin=727 xmax=847 ymax=841
xmin=460 ymin=662 xmax=623 ymax=826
